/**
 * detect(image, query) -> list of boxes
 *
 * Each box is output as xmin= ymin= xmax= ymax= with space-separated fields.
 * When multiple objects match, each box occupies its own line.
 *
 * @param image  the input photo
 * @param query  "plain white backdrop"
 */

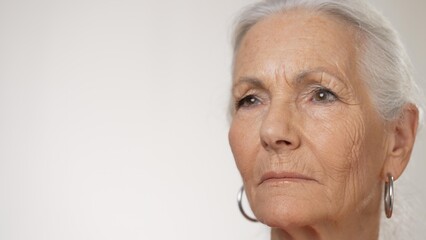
xmin=0 ymin=0 xmax=424 ymax=239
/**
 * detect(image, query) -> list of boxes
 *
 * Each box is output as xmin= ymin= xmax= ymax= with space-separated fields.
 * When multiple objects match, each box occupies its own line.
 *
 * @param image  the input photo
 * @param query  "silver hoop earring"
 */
xmin=384 ymin=173 xmax=394 ymax=218
xmin=237 ymin=185 xmax=258 ymax=222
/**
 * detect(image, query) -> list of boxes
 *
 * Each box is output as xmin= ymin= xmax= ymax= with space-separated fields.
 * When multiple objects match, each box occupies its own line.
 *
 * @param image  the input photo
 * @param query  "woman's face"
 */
xmin=229 ymin=11 xmax=391 ymax=228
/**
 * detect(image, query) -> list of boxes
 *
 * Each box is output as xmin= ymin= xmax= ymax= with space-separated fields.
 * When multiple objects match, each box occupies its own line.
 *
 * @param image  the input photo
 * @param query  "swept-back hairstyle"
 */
xmin=231 ymin=0 xmax=424 ymax=127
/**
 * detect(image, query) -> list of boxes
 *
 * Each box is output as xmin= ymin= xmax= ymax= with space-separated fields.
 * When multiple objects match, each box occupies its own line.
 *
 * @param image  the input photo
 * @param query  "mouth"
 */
xmin=259 ymin=171 xmax=317 ymax=185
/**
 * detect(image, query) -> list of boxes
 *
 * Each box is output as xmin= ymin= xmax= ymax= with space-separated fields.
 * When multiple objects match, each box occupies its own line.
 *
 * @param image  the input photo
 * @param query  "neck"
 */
xmin=270 ymin=200 xmax=382 ymax=240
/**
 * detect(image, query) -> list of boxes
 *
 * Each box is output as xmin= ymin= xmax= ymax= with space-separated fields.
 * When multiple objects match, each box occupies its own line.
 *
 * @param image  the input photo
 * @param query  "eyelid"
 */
xmin=235 ymin=94 xmax=261 ymax=109
xmin=234 ymin=86 xmax=265 ymax=101
xmin=311 ymin=86 xmax=339 ymax=102
xmin=309 ymin=84 xmax=337 ymax=94
xmin=234 ymin=87 xmax=268 ymax=110
xmin=301 ymin=84 xmax=337 ymax=100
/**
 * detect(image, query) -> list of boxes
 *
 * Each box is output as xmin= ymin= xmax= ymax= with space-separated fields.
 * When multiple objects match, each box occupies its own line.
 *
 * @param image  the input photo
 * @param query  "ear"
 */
xmin=382 ymin=104 xmax=419 ymax=181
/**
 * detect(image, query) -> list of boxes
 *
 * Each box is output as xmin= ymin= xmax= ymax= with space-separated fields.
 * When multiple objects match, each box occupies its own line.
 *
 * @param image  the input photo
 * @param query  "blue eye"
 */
xmin=236 ymin=95 xmax=261 ymax=109
xmin=312 ymin=88 xmax=338 ymax=103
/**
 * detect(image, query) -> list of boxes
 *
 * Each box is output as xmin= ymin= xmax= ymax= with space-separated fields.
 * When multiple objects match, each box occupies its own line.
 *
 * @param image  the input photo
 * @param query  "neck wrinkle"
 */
xmin=269 ymin=208 xmax=381 ymax=240
xmin=271 ymin=226 xmax=319 ymax=240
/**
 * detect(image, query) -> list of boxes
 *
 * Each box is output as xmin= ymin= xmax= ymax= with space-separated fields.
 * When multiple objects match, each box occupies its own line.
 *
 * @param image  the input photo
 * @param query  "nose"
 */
xmin=260 ymin=103 xmax=301 ymax=152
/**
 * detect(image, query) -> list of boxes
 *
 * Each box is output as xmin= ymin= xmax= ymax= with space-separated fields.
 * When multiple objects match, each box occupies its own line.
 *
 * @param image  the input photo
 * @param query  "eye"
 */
xmin=236 ymin=95 xmax=261 ymax=109
xmin=311 ymin=87 xmax=338 ymax=103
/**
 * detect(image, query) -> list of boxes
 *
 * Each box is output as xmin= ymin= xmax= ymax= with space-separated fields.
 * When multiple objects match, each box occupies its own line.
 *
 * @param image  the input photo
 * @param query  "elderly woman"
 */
xmin=228 ymin=0 xmax=424 ymax=239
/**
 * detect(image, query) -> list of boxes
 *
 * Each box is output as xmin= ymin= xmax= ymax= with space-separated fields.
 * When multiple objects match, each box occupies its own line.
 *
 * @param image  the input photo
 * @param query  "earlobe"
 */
xmin=382 ymin=104 xmax=419 ymax=181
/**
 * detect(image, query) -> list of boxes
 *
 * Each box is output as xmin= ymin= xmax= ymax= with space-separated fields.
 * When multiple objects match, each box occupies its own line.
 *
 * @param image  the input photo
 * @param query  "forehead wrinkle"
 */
xmin=233 ymin=67 xmax=350 ymax=95
xmin=273 ymin=64 xmax=291 ymax=89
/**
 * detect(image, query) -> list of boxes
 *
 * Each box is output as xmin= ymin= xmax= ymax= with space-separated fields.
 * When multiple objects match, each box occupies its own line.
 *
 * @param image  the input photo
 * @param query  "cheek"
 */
xmin=303 ymin=105 xmax=383 ymax=212
xmin=324 ymin=115 xmax=365 ymax=172
xmin=303 ymin=106 xmax=368 ymax=192
xmin=228 ymin=116 xmax=261 ymax=182
xmin=303 ymin=106 xmax=365 ymax=173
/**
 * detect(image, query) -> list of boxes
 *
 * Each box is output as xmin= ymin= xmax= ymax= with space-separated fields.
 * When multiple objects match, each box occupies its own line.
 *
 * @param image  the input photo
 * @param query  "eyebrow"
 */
xmin=232 ymin=77 xmax=266 ymax=93
xmin=294 ymin=68 xmax=345 ymax=85
xmin=232 ymin=67 xmax=346 ymax=91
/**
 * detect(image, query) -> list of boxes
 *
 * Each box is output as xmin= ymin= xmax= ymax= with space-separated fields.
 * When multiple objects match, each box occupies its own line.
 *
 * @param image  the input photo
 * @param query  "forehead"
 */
xmin=234 ymin=9 xmax=360 ymax=84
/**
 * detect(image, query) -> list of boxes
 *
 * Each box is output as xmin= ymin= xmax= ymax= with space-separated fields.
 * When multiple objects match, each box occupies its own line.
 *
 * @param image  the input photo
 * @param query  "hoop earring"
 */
xmin=384 ymin=173 xmax=394 ymax=218
xmin=237 ymin=185 xmax=258 ymax=222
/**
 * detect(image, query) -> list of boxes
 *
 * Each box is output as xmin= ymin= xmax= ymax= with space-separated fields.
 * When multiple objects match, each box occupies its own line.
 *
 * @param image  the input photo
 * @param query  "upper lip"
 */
xmin=259 ymin=171 xmax=317 ymax=185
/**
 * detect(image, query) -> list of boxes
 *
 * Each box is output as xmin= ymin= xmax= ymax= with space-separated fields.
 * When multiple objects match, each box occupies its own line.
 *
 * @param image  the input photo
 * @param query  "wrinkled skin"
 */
xmin=228 ymin=10 xmax=418 ymax=240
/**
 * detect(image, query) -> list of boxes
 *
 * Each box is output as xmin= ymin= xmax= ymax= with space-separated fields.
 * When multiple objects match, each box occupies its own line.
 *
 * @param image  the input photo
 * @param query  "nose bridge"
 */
xmin=260 ymin=98 xmax=300 ymax=151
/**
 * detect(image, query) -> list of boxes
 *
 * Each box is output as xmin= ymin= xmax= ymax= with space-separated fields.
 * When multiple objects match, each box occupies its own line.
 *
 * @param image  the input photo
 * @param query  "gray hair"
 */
xmin=231 ymin=0 xmax=424 ymax=128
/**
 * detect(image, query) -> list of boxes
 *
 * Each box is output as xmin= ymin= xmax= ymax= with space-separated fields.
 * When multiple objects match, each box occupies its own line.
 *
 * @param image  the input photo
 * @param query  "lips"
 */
xmin=259 ymin=171 xmax=317 ymax=185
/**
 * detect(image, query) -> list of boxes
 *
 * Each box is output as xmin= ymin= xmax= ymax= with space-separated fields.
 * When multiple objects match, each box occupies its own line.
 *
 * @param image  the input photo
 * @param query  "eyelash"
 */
xmin=235 ymin=94 xmax=261 ymax=109
xmin=310 ymin=86 xmax=338 ymax=103
xmin=235 ymin=86 xmax=338 ymax=110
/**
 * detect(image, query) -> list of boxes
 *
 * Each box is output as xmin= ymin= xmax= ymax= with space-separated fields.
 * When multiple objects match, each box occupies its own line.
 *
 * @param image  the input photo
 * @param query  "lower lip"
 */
xmin=261 ymin=178 xmax=315 ymax=185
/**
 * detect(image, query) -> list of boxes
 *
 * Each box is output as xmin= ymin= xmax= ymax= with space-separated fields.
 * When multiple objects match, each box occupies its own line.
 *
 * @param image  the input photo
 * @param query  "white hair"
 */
xmin=231 ymin=0 xmax=424 ymax=128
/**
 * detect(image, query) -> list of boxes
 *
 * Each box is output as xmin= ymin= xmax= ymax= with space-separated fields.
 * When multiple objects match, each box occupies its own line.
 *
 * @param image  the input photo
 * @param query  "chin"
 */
xmin=251 ymin=185 xmax=327 ymax=228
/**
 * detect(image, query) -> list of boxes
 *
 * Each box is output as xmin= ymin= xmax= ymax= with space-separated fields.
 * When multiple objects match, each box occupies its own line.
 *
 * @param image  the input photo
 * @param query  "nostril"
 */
xmin=261 ymin=140 xmax=268 ymax=148
xmin=262 ymin=139 xmax=293 ymax=149
xmin=276 ymin=140 xmax=292 ymax=146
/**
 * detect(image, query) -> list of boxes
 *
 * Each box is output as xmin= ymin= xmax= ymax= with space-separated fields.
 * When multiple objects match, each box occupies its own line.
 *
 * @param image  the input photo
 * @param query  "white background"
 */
xmin=0 ymin=0 xmax=424 ymax=239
